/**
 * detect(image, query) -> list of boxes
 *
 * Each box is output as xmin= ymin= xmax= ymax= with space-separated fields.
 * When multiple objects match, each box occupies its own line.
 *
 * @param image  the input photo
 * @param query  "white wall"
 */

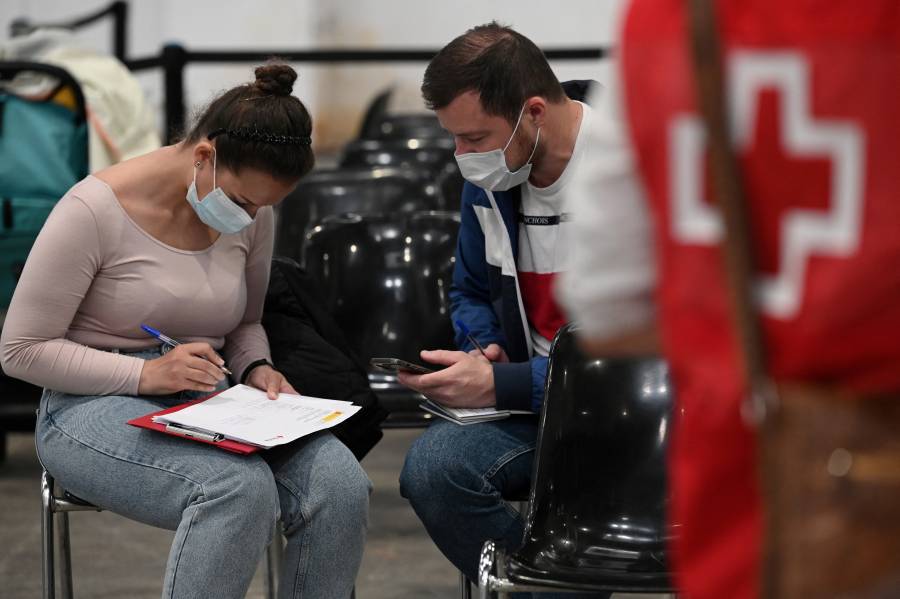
xmin=1 ymin=0 xmax=627 ymax=150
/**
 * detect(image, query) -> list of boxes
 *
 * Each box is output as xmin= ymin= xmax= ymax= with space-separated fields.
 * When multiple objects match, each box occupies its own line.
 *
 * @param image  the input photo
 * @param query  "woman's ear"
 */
xmin=191 ymin=141 xmax=215 ymax=166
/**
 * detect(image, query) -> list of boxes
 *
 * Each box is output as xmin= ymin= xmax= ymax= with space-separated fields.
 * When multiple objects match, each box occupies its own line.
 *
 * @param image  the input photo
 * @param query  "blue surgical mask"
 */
xmin=185 ymin=152 xmax=253 ymax=234
xmin=454 ymin=103 xmax=541 ymax=192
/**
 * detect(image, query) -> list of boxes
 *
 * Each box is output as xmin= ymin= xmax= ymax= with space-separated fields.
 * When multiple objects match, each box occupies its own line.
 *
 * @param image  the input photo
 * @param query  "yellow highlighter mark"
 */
xmin=322 ymin=411 xmax=342 ymax=422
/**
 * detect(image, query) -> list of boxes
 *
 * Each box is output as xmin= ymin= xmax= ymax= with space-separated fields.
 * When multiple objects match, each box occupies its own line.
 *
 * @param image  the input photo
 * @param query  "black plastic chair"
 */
xmin=356 ymin=86 xmax=448 ymax=142
xmin=340 ymin=137 xmax=455 ymax=170
xmin=371 ymin=114 xmax=448 ymax=140
xmin=274 ymin=167 xmax=445 ymax=265
xmin=304 ymin=210 xmax=460 ymax=423
xmin=349 ymin=89 xmax=461 ymax=208
xmin=478 ymin=325 xmax=678 ymax=597
xmin=357 ymin=87 xmax=393 ymax=140
xmin=361 ymin=113 xmax=448 ymax=142
xmin=339 ymin=138 xmax=462 ymax=211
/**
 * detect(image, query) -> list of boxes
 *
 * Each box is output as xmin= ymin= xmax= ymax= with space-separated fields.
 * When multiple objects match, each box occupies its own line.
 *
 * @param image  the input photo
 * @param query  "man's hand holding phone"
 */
xmin=393 ymin=344 xmax=508 ymax=409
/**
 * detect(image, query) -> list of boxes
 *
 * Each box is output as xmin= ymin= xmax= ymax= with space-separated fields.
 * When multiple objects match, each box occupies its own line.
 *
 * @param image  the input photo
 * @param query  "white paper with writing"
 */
xmin=153 ymin=384 xmax=360 ymax=448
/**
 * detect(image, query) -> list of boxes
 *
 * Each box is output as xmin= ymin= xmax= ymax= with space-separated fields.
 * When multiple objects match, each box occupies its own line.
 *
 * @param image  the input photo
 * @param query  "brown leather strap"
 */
xmin=685 ymin=1 xmax=781 ymax=594
xmin=685 ymin=0 xmax=771 ymax=406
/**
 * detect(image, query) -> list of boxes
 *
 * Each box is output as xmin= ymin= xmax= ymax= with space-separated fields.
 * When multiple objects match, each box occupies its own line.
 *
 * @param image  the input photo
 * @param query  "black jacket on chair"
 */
xmin=262 ymin=256 xmax=387 ymax=461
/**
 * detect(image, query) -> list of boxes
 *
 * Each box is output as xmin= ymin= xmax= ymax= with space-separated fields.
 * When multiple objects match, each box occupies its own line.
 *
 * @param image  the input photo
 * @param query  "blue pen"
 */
xmin=141 ymin=324 xmax=233 ymax=375
xmin=454 ymin=319 xmax=488 ymax=359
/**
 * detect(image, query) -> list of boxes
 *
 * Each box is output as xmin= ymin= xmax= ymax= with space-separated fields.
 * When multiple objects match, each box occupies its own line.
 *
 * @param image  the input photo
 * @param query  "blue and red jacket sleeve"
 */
xmin=448 ymin=183 xmax=549 ymax=413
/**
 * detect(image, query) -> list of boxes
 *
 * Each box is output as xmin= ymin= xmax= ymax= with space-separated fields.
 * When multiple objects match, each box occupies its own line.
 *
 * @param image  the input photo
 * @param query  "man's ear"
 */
xmin=524 ymin=96 xmax=548 ymax=128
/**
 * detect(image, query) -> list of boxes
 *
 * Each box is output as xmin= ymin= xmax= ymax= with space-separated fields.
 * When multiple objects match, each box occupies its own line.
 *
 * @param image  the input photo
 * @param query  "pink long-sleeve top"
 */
xmin=0 ymin=175 xmax=274 ymax=396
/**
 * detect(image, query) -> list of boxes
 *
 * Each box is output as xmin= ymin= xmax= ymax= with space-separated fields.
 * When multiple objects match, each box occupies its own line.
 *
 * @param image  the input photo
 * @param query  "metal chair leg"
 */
xmin=264 ymin=542 xmax=277 ymax=599
xmin=478 ymin=540 xmax=522 ymax=599
xmin=58 ymin=511 xmax=74 ymax=599
xmin=262 ymin=522 xmax=354 ymax=599
xmin=478 ymin=540 xmax=496 ymax=599
xmin=495 ymin=549 xmax=509 ymax=599
xmin=264 ymin=521 xmax=284 ymax=599
xmin=41 ymin=471 xmax=55 ymax=599
xmin=459 ymin=570 xmax=473 ymax=599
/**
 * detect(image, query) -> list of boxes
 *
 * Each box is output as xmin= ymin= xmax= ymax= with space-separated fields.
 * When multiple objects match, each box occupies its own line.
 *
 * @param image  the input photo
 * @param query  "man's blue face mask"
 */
xmin=185 ymin=152 xmax=253 ymax=235
xmin=454 ymin=102 xmax=541 ymax=192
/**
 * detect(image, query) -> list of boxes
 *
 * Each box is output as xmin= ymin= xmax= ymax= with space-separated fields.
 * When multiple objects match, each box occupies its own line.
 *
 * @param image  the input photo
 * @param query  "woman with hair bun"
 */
xmin=1 ymin=64 xmax=369 ymax=599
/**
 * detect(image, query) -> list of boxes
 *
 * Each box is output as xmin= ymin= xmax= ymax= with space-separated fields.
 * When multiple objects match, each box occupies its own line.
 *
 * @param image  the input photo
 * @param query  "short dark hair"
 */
xmin=422 ymin=22 xmax=566 ymax=123
xmin=185 ymin=63 xmax=315 ymax=181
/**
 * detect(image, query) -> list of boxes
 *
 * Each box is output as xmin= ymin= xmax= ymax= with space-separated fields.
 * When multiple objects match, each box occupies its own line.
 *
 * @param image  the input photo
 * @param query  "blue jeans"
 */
xmin=399 ymin=418 xmax=609 ymax=599
xmin=35 ymin=347 xmax=371 ymax=599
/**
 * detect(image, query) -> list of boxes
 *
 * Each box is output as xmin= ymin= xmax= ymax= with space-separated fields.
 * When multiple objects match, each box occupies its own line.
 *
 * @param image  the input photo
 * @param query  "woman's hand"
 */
xmin=138 ymin=342 xmax=227 ymax=395
xmin=245 ymin=364 xmax=297 ymax=400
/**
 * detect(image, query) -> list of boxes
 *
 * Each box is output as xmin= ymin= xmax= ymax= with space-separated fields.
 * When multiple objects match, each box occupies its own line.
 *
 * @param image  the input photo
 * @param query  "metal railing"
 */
xmin=10 ymin=1 xmax=610 ymax=142
xmin=126 ymin=45 xmax=609 ymax=142
xmin=10 ymin=0 xmax=129 ymax=62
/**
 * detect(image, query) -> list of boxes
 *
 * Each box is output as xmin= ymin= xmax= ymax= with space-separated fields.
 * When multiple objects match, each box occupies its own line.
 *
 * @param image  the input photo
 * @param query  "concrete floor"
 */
xmin=0 ymin=429 xmax=667 ymax=598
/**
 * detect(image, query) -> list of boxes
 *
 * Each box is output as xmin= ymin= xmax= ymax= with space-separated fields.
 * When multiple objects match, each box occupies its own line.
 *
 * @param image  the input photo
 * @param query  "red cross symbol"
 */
xmin=670 ymin=52 xmax=865 ymax=318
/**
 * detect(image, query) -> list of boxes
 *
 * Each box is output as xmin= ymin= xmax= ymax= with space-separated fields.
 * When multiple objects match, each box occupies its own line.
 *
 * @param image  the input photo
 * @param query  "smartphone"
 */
xmin=370 ymin=357 xmax=435 ymax=374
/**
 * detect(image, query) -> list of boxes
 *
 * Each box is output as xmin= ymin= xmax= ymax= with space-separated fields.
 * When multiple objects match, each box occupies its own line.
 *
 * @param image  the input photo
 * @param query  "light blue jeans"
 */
xmin=35 ymin=347 xmax=371 ymax=599
xmin=400 ymin=418 xmax=609 ymax=599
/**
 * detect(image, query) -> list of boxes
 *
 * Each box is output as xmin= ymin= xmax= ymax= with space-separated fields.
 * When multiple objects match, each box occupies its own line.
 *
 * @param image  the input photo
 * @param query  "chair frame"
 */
xmin=40 ymin=469 xmax=281 ymax=599
xmin=473 ymin=326 xmax=679 ymax=598
xmin=478 ymin=540 xmax=680 ymax=598
xmin=460 ymin=571 xmax=473 ymax=598
xmin=457 ymin=501 xmax=528 ymax=598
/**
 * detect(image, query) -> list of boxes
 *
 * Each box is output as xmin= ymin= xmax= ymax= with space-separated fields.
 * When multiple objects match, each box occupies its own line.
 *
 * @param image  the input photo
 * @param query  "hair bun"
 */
xmin=254 ymin=64 xmax=297 ymax=96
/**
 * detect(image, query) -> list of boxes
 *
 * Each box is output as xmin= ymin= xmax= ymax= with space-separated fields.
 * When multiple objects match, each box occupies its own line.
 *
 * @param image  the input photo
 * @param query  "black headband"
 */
xmin=207 ymin=127 xmax=312 ymax=146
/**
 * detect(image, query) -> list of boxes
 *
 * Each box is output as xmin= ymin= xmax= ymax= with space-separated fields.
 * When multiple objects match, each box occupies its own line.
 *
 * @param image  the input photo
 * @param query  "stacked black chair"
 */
xmin=362 ymin=113 xmax=449 ymax=141
xmin=303 ymin=210 xmax=460 ymax=424
xmin=339 ymin=138 xmax=462 ymax=212
xmin=274 ymin=166 xmax=445 ymax=265
xmin=347 ymin=89 xmax=463 ymax=211
xmin=275 ymin=90 xmax=465 ymax=425
xmin=356 ymin=87 xmax=393 ymax=140
xmin=478 ymin=325 xmax=678 ymax=597
xmin=356 ymin=88 xmax=449 ymax=141
xmin=340 ymin=137 xmax=454 ymax=172
xmin=304 ymin=210 xmax=459 ymax=361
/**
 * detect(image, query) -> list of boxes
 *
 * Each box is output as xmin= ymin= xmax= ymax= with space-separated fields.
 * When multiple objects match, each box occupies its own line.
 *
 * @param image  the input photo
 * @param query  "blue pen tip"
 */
xmin=141 ymin=324 xmax=160 ymax=336
xmin=454 ymin=319 xmax=470 ymax=335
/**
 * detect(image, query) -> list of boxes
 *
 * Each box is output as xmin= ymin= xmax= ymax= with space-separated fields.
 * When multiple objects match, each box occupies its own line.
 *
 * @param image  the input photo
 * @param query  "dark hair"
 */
xmin=185 ymin=63 xmax=315 ymax=181
xmin=421 ymin=22 xmax=566 ymax=123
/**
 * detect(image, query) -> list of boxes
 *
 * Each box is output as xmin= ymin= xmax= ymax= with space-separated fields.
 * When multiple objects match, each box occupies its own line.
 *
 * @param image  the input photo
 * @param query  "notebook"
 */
xmin=419 ymin=399 xmax=533 ymax=425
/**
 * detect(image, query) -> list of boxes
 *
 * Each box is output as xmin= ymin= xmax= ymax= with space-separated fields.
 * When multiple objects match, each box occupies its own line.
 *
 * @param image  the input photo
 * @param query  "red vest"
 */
xmin=621 ymin=2 xmax=900 ymax=597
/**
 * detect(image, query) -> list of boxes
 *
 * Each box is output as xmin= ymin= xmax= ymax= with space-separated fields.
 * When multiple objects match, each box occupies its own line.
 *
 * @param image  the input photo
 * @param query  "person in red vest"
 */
xmin=557 ymin=2 xmax=900 ymax=597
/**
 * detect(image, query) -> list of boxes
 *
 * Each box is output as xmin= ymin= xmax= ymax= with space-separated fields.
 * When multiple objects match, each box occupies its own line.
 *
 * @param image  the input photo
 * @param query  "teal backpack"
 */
xmin=0 ymin=62 xmax=88 ymax=308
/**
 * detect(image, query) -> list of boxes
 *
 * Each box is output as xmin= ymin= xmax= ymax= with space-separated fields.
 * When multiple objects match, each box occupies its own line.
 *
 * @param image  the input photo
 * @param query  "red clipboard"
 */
xmin=127 ymin=393 xmax=261 ymax=455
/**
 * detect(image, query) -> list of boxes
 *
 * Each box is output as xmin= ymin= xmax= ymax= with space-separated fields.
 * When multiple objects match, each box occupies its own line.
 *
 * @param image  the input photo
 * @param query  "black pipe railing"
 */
xmin=11 ymin=1 xmax=610 ymax=143
xmin=125 ymin=44 xmax=609 ymax=142
xmin=9 ymin=0 xmax=128 ymax=62
xmin=173 ymin=47 xmax=606 ymax=63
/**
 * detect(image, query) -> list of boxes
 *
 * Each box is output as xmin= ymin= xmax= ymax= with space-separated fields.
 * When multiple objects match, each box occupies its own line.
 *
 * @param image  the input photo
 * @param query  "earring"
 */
xmin=194 ymin=161 xmax=202 ymax=168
